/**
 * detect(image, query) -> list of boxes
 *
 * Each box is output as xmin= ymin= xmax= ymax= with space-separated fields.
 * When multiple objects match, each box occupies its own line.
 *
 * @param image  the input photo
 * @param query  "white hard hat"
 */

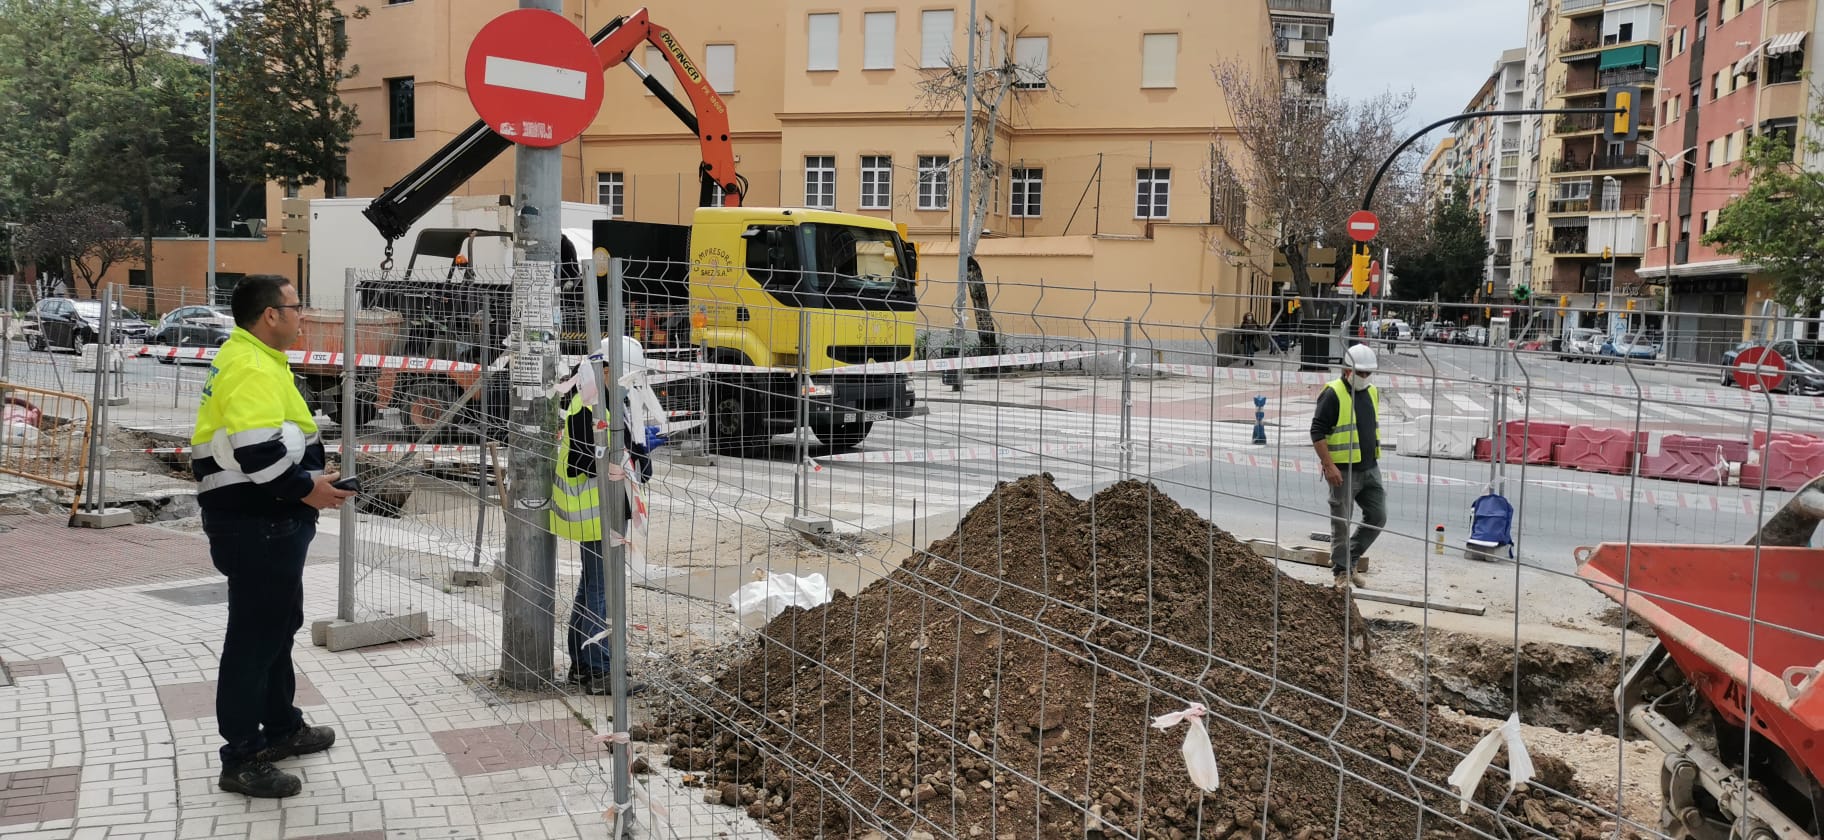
xmin=1343 ymin=343 xmax=1379 ymax=372
xmin=598 ymin=336 xmax=647 ymax=373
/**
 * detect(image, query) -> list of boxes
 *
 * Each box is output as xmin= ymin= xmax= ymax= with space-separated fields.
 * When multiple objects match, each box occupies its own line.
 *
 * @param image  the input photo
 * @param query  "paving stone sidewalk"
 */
xmin=0 ymin=515 xmax=772 ymax=840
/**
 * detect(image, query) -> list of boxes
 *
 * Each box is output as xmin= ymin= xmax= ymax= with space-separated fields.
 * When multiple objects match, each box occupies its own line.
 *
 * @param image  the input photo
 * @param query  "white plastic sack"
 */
xmin=1447 ymin=711 xmax=1535 ymax=813
xmin=729 ymin=572 xmax=831 ymax=629
xmin=1149 ymin=703 xmax=1221 ymax=792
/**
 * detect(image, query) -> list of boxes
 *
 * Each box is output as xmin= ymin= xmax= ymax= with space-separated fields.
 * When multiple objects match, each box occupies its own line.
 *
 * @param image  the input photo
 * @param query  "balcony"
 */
xmin=1593 ymin=152 xmax=1651 ymax=171
xmin=1548 ymin=235 xmax=1590 ymax=255
xmin=1554 ymin=113 xmax=1604 ymax=134
xmin=1598 ymin=67 xmax=1658 ymax=87
xmin=1268 ymin=0 xmax=1333 ymax=14
xmin=1561 ymin=0 xmax=1603 ymax=13
xmin=1277 ymin=36 xmax=1329 ymax=57
xmin=1494 ymin=251 xmax=1514 ymax=266
xmin=1549 ymin=197 xmax=1592 ymax=214
xmin=1560 ymin=35 xmax=1602 ymax=56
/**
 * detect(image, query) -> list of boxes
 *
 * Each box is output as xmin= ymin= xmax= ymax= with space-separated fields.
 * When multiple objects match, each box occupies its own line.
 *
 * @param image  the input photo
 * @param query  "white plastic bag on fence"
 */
xmin=729 ymin=572 xmax=831 ymax=629
xmin=1447 ymin=711 xmax=1535 ymax=813
xmin=1149 ymin=703 xmax=1221 ymax=792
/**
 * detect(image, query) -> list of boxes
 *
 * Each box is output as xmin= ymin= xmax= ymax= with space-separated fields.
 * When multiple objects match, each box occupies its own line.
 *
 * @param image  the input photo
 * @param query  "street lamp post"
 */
xmin=192 ymin=1 xmax=217 ymax=305
xmin=1635 ymin=141 xmax=1698 ymax=356
xmin=1603 ymin=175 xmax=1618 ymax=336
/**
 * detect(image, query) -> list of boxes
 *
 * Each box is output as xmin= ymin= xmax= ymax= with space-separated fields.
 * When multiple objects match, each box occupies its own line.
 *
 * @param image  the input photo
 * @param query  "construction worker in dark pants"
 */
xmin=550 ymin=350 xmax=651 ymax=695
xmin=1311 ymin=343 xmax=1387 ymax=589
xmin=190 ymin=275 xmax=354 ymax=798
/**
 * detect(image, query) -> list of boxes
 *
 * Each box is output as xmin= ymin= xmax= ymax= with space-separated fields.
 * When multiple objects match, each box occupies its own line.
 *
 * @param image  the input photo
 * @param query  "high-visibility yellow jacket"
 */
xmin=1321 ymin=378 xmax=1381 ymax=464
xmin=190 ymin=327 xmax=324 ymax=514
xmin=551 ymin=394 xmax=603 ymax=542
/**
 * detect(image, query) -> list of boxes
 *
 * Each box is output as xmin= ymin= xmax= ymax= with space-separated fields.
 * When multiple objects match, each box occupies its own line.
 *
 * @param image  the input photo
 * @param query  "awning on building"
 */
xmin=1766 ymin=31 xmax=1807 ymax=56
xmin=1598 ymin=44 xmax=1655 ymax=70
xmin=1735 ymin=43 xmax=1764 ymax=75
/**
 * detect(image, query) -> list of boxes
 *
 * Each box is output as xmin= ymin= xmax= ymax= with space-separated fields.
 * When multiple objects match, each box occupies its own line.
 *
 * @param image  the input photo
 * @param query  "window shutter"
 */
xmin=864 ymin=12 xmax=895 ymax=70
xmin=1141 ymin=33 xmax=1178 ymax=88
xmin=808 ymin=13 xmax=839 ymax=71
xmin=705 ymin=44 xmax=735 ymax=93
xmin=1013 ymin=36 xmax=1048 ymax=88
xmin=921 ymin=10 xmax=954 ymax=68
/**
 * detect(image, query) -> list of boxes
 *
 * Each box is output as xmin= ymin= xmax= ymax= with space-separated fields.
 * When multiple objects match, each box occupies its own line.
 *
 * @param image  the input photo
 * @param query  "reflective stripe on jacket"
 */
xmin=1322 ymin=379 xmax=1380 ymax=464
xmin=190 ymin=327 xmax=325 ymax=514
xmin=551 ymin=394 xmax=603 ymax=542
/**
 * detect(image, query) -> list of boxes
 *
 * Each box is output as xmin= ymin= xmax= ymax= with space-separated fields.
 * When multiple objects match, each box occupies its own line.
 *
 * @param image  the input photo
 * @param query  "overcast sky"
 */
xmin=1326 ymin=0 xmax=1530 ymax=133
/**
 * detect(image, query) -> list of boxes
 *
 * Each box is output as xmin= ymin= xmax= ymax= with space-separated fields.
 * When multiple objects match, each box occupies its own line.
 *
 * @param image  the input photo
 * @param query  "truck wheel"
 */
xmin=813 ymin=420 xmax=872 ymax=451
xmin=706 ymin=384 xmax=762 ymax=454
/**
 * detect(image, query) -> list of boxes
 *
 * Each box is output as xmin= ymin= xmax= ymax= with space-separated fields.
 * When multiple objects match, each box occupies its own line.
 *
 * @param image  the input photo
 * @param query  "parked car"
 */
xmin=152 ymin=305 xmax=234 ymax=363
xmin=1457 ymin=326 xmax=1489 ymax=347
xmin=22 ymin=298 xmax=150 ymax=352
xmin=1720 ymin=339 xmax=1824 ymax=392
xmin=1559 ymin=328 xmax=1605 ymax=362
xmin=1599 ymin=333 xmax=1661 ymax=362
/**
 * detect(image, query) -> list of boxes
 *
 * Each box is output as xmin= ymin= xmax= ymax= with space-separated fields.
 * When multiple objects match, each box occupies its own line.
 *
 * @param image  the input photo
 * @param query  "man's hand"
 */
xmin=304 ymin=471 xmax=358 ymax=510
xmin=1323 ymin=462 xmax=1343 ymax=488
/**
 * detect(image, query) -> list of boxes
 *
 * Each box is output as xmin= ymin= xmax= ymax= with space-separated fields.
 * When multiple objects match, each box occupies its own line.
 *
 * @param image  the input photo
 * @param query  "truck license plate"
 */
xmin=843 ymin=412 xmax=858 ymax=423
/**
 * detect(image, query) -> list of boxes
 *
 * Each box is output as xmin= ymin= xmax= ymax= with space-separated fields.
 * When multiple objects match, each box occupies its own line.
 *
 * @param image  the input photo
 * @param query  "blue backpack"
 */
xmin=1467 ymin=492 xmax=1515 ymax=559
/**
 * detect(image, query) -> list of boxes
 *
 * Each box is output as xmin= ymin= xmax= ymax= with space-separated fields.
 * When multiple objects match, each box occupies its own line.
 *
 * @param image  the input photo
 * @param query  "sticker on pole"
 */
xmin=1732 ymin=345 xmax=1787 ymax=392
xmin=1345 ymin=210 xmax=1380 ymax=242
xmin=464 ymin=9 xmax=604 ymax=148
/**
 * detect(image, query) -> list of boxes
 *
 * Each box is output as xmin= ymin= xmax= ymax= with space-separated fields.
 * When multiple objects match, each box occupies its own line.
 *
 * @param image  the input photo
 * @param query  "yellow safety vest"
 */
xmin=551 ymin=394 xmax=604 ymax=542
xmin=190 ymin=327 xmax=324 ymax=500
xmin=1323 ymin=379 xmax=1380 ymax=464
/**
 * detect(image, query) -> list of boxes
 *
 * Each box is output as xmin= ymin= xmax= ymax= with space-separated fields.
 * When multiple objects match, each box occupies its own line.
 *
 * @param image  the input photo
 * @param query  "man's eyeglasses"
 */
xmin=269 ymin=304 xmax=304 ymax=314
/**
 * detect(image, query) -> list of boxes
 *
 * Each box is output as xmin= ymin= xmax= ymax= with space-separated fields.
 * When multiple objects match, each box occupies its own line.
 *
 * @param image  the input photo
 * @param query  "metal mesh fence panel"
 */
xmin=302 ymin=257 xmax=1821 ymax=840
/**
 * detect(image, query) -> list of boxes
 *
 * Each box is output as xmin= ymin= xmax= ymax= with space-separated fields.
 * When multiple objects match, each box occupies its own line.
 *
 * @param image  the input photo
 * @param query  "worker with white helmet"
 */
xmin=1311 ymin=342 xmax=1388 ymax=588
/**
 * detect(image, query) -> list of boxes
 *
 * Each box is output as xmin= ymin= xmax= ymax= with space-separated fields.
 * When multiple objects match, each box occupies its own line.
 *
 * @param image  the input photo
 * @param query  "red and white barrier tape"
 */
xmin=122 ymin=443 xmax=488 ymax=455
xmin=133 ymin=345 xmax=485 ymax=373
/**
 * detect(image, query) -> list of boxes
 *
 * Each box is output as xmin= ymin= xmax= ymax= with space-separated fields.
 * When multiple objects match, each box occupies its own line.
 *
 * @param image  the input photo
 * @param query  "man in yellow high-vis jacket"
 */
xmin=191 ymin=275 xmax=354 ymax=798
xmin=1311 ymin=343 xmax=1387 ymax=589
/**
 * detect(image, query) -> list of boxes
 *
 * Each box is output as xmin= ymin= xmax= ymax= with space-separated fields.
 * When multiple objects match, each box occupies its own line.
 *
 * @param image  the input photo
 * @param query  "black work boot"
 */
xmin=256 ymin=725 xmax=336 ymax=762
xmin=219 ymin=760 xmax=302 ymax=798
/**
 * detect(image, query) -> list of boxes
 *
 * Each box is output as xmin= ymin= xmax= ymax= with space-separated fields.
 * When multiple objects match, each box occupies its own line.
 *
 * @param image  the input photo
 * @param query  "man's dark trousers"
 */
xmin=204 ymin=509 xmax=314 ymax=766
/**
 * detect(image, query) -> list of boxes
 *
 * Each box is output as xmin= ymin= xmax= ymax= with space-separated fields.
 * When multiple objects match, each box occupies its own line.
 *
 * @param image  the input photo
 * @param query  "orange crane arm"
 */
xmin=591 ymin=8 xmax=743 ymax=208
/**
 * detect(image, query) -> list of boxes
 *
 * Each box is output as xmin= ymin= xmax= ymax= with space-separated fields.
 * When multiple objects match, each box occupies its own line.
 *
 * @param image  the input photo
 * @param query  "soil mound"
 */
xmin=656 ymin=476 xmax=1620 ymax=839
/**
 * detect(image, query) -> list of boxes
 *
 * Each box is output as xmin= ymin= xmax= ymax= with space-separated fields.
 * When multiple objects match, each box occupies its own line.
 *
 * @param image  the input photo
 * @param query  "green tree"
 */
xmin=0 ymin=0 xmax=108 ymax=219
xmin=1702 ymin=112 xmax=1824 ymax=309
xmin=214 ymin=0 xmax=367 ymax=190
xmin=1398 ymin=182 xmax=1488 ymax=303
xmin=12 ymin=205 xmax=145 ymax=295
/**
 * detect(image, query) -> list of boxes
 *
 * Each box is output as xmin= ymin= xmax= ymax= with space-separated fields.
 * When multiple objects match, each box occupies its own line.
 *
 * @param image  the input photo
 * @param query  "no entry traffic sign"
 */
xmin=1346 ymin=210 xmax=1380 ymax=242
xmin=1733 ymin=345 xmax=1788 ymax=392
xmin=465 ymin=9 xmax=604 ymax=148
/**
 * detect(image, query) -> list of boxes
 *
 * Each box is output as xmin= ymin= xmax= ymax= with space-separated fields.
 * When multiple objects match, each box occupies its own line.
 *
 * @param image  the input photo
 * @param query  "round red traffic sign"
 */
xmin=1733 ymin=345 xmax=1787 ymax=392
xmin=1346 ymin=210 xmax=1380 ymax=242
xmin=464 ymin=9 xmax=604 ymax=148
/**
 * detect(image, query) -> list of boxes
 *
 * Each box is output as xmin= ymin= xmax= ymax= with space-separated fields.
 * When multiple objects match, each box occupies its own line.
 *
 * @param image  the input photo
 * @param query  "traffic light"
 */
xmin=1625 ymin=299 xmax=1638 ymax=311
xmin=1514 ymin=284 xmax=1532 ymax=302
xmin=1604 ymin=86 xmax=1641 ymax=143
xmin=1350 ymin=243 xmax=1372 ymax=294
xmin=1602 ymin=246 xmax=1613 ymax=260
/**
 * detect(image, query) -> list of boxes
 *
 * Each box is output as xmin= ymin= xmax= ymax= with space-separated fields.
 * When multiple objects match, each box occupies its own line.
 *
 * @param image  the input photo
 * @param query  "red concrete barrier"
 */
xmin=1500 ymin=421 xmax=1571 ymax=465
xmin=1638 ymin=435 xmax=1749 ymax=485
xmin=1751 ymin=430 xmax=1819 ymax=450
xmin=1746 ymin=438 xmax=1824 ymax=491
xmin=1553 ymin=426 xmax=1638 ymax=474
xmin=1475 ymin=438 xmax=1492 ymax=462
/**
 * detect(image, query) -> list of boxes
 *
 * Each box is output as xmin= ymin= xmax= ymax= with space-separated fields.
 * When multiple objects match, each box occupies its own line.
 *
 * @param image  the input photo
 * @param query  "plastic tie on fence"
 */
xmin=1447 ymin=711 xmax=1534 ymax=814
xmin=1148 ymin=703 xmax=1221 ymax=792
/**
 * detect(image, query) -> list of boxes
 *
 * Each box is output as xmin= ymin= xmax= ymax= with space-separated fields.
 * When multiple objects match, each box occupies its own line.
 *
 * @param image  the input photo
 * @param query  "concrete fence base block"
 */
xmin=70 ymin=508 xmax=135 ymax=529
xmin=448 ymin=565 xmax=490 ymax=587
xmin=311 ymin=612 xmax=431 ymax=652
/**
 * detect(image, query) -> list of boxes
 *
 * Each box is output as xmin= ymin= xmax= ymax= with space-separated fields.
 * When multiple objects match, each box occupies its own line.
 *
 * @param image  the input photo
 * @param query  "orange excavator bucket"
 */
xmin=1575 ymin=542 xmax=1824 ymax=783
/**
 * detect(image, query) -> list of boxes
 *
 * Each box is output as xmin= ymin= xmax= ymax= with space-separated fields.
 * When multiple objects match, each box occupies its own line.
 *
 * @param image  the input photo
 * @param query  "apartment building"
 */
xmin=1420 ymin=137 xmax=1460 ymax=209
xmin=1268 ymin=0 xmax=1334 ymax=103
xmin=1532 ymin=0 xmax=1665 ymax=334
xmin=1450 ymin=49 xmax=1529 ymax=298
xmin=1516 ymin=0 xmax=1556 ymax=293
xmin=1640 ymin=0 xmax=1808 ymax=364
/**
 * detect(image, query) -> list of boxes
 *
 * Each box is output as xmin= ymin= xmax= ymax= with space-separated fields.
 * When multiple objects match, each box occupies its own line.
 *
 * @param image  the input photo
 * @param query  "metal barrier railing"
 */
xmin=0 ymin=382 xmax=94 ymax=516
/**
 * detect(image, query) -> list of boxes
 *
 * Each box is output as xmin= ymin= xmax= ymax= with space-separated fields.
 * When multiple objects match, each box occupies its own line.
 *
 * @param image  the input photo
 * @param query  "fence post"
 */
xmin=72 ymin=285 xmax=130 ymax=528
xmin=1 ymin=274 xmax=12 ymax=383
xmin=785 ymin=303 xmax=830 ymax=535
xmin=1120 ymin=317 xmax=1134 ymax=477
xmin=338 ymin=268 xmax=359 ymax=622
xmin=584 ymin=258 xmax=635 ymax=826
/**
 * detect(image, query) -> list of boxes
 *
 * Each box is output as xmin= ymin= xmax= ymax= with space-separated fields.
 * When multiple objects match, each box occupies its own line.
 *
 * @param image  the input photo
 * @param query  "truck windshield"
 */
xmin=803 ymin=223 xmax=917 ymax=311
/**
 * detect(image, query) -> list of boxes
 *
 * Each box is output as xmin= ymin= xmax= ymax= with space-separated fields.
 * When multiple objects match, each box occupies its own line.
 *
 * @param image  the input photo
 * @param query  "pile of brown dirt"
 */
xmin=654 ymin=476 xmax=1626 ymax=839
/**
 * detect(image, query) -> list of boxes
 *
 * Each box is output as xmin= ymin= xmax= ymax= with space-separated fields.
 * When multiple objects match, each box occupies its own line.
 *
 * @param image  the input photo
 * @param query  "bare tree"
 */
xmin=1212 ymin=61 xmax=1428 ymax=300
xmin=13 ymin=205 xmax=146 ymax=296
xmin=914 ymin=22 xmax=1057 ymax=351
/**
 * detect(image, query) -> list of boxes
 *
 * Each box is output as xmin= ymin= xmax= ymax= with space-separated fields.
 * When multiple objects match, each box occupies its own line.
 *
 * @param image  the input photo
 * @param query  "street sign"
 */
xmin=1367 ymin=260 xmax=1381 ymax=295
xmin=464 ymin=9 xmax=605 ymax=148
xmin=1346 ymin=210 xmax=1380 ymax=242
xmin=1733 ymin=345 xmax=1788 ymax=392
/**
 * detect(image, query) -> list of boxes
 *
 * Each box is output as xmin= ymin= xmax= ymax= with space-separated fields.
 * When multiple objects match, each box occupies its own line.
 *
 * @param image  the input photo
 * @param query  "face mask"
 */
xmin=1349 ymin=373 xmax=1372 ymax=391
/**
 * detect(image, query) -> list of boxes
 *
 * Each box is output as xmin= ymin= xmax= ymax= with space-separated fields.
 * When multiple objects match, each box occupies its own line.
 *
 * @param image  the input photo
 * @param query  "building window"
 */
xmin=863 ymin=11 xmax=895 ymax=70
xmin=1135 ymin=168 xmax=1170 ymax=219
xmin=1013 ymin=36 xmax=1049 ymax=88
xmin=596 ymin=172 xmax=624 ymax=217
xmin=128 ymin=269 xmax=148 ymax=287
xmin=386 ymin=77 xmax=414 ymax=140
xmin=1618 ymin=22 xmax=1634 ymax=42
xmin=1141 ymin=33 xmax=1178 ymax=88
xmin=704 ymin=44 xmax=735 ymax=93
xmin=804 ymin=156 xmax=835 ymax=209
xmin=644 ymin=46 xmax=673 ymax=94
xmin=1761 ymin=117 xmax=1799 ymax=154
xmin=1010 ymin=167 xmax=1042 ymax=217
xmin=1768 ymin=49 xmax=1804 ymax=84
xmin=859 ymin=155 xmax=892 ymax=209
xmin=917 ymin=155 xmax=950 ymax=210
xmin=920 ymin=10 xmax=954 ymax=68
xmin=284 ymin=183 xmax=300 ymax=199
xmin=807 ymin=13 xmax=839 ymax=71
